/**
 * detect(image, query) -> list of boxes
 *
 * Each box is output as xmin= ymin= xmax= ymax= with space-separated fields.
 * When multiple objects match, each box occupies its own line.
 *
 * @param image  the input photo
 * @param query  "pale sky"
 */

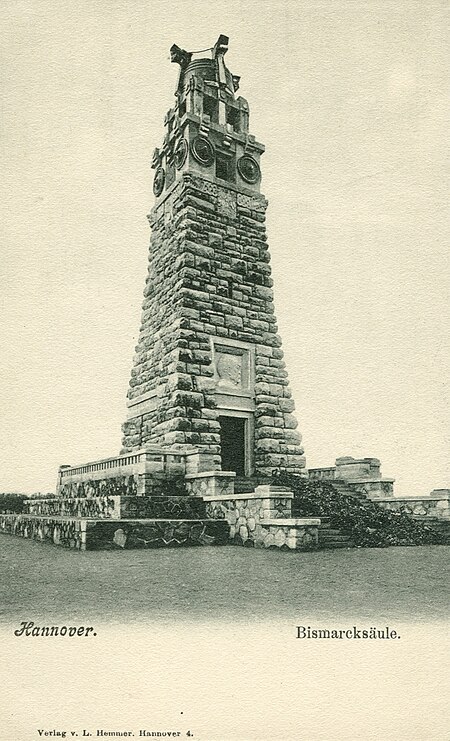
xmin=1 ymin=0 xmax=448 ymax=496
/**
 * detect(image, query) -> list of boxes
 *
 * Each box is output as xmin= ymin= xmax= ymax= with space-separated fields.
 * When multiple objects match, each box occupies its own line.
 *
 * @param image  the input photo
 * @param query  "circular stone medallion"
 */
xmin=237 ymin=155 xmax=261 ymax=184
xmin=191 ymin=136 xmax=214 ymax=166
xmin=153 ymin=166 xmax=165 ymax=196
xmin=174 ymin=139 xmax=188 ymax=169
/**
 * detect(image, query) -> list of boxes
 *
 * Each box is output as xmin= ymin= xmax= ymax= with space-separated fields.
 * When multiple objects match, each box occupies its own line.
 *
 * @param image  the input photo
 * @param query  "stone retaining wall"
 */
xmin=25 ymin=496 xmax=120 ymax=519
xmin=24 ymin=495 xmax=208 ymax=520
xmin=258 ymin=519 xmax=320 ymax=550
xmin=0 ymin=514 xmax=86 ymax=549
xmin=203 ymin=486 xmax=319 ymax=550
xmin=0 ymin=514 xmax=228 ymax=550
xmin=375 ymin=495 xmax=450 ymax=520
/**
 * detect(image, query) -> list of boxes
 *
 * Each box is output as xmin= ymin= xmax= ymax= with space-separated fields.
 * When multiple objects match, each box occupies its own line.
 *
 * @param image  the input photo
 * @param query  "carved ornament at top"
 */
xmin=170 ymin=34 xmax=238 ymax=98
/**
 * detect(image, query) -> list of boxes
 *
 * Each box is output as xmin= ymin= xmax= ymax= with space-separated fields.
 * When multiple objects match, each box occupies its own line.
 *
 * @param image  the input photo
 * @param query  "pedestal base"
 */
xmin=0 ymin=514 xmax=229 ymax=551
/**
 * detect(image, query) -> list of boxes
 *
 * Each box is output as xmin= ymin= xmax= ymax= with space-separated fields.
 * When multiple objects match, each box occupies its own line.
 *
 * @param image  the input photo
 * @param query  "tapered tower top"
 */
xmin=151 ymin=35 xmax=264 ymax=200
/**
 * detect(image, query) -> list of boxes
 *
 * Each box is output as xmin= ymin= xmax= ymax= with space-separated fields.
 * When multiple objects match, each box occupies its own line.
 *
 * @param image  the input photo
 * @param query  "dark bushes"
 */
xmin=271 ymin=473 xmax=445 ymax=547
xmin=0 ymin=493 xmax=28 ymax=514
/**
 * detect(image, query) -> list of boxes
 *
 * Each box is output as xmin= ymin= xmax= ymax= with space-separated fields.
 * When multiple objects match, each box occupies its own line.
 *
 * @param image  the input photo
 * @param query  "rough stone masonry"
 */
xmin=121 ymin=35 xmax=305 ymax=480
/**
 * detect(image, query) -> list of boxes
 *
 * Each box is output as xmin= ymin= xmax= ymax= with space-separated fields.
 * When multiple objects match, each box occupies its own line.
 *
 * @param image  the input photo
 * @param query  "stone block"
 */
xmin=256 ymin=344 xmax=273 ymax=357
xmin=239 ymin=525 xmax=249 ymax=540
xmin=283 ymin=429 xmax=302 ymax=444
xmin=188 ymin=195 xmax=216 ymax=212
xmin=251 ymin=319 xmax=269 ymax=332
xmin=186 ymin=242 xmax=215 ymax=259
xmin=256 ymin=439 xmax=281 ymax=453
xmin=208 ymin=233 xmax=223 ymax=247
xmin=262 ymin=332 xmax=282 ymax=347
xmin=172 ymin=390 xmax=204 ymax=408
xmin=279 ymin=398 xmax=295 ymax=413
xmin=199 ymin=433 xmax=221 ymax=445
xmin=281 ymin=444 xmax=304 ymax=456
xmin=263 ymin=533 xmax=275 ymax=548
xmin=269 ymin=383 xmax=284 ymax=397
xmin=256 ymin=402 xmax=278 ymax=415
xmin=283 ymin=452 xmax=305 ymax=464
xmin=201 ymin=408 xmax=218 ymax=420
xmin=255 ymin=426 xmax=284 ymax=440
xmin=207 ymin=313 xmax=225 ymax=326
xmin=255 ymin=286 xmax=273 ymax=301
xmin=166 ymin=417 xmax=190 ymax=432
xmin=255 ymin=394 xmax=282 ymax=406
xmin=164 ymin=431 xmax=187 ymax=444
xmin=224 ymin=315 xmax=243 ymax=329
xmin=283 ymin=413 xmax=298 ymax=429
xmin=261 ymin=454 xmax=286 ymax=467
xmin=256 ymin=416 xmax=275 ymax=427
xmin=274 ymin=528 xmax=286 ymax=546
xmin=228 ymin=510 xmax=237 ymax=525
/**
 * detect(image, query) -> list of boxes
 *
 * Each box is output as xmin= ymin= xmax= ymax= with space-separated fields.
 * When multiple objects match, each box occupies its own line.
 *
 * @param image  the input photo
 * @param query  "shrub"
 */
xmin=271 ymin=472 xmax=445 ymax=547
xmin=0 ymin=493 xmax=28 ymax=513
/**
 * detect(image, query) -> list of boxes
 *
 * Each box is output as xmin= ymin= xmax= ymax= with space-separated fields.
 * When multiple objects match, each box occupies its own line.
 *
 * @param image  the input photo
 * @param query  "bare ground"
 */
xmin=0 ymin=535 xmax=448 ymax=624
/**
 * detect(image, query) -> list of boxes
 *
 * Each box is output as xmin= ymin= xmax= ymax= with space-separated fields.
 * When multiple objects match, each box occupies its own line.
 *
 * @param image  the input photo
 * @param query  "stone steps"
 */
xmin=414 ymin=517 xmax=450 ymax=544
xmin=320 ymin=531 xmax=352 ymax=540
xmin=318 ymin=540 xmax=355 ymax=549
xmin=318 ymin=523 xmax=349 ymax=534
xmin=318 ymin=523 xmax=354 ymax=549
xmin=329 ymin=480 xmax=367 ymax=500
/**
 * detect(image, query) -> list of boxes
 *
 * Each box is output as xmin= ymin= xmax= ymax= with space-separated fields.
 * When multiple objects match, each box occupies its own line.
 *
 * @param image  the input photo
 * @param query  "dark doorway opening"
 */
xmin=219 ymin=416 xmax=246 ymax=476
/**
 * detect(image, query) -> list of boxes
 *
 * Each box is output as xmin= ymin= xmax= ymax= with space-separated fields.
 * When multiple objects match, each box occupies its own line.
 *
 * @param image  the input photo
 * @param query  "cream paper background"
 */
xmin=1 ymin=1 xmax=449 ymax=739
xmin=3 ymin=622 xmax=449 ymax=740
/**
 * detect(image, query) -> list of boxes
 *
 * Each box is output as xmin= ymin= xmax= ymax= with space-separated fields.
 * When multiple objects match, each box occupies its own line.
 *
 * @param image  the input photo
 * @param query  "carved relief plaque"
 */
xmin=216 ymin=352 xmax=243 ymax=390
xmin=217 ymin=189 xmax=237 ymax=219
xmin=213 ymin=341 xmax=253 ymax=395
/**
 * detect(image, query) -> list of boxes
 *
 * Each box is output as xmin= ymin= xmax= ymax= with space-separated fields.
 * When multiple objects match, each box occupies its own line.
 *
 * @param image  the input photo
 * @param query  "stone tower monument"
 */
xmin=122 ymin=35 xmax=305 ymax=481
xmin=1 ymin=36 xmax=409 ymax=555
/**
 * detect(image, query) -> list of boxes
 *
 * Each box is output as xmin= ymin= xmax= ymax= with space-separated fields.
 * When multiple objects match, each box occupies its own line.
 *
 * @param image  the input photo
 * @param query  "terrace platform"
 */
xmin=0 ymin=513 xmax=229 ymax=551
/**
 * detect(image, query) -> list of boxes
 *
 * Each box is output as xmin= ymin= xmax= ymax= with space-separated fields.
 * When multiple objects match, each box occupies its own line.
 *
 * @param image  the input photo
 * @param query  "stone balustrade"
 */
xmin=57 ymin=446 xmax=217 ymax=496
xmin=308 ymin=467 xmax=336 ymax=480
xmin=308 ymin=456 xmax=395 ymax=498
